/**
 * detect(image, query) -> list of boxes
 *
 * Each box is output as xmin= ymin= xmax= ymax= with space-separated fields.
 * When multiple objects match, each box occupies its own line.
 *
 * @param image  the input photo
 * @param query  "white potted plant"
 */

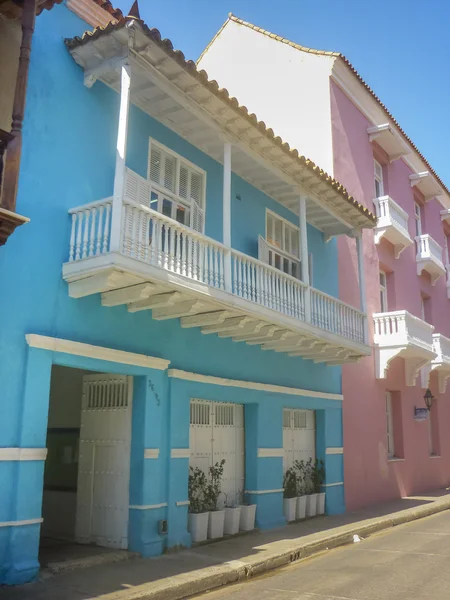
xmin=314 ymin=459 xmax=326 ymax=515
xmin=283 ymin=467 xmax=298 ymax=522
xmin=293 ymin=460 xmax=307 ymax=519
xmin=206 ymin=459 xmax=226 ymax=539
xmin=238 ymin=496 xmax=257 ymax=531
xmin=224 ymin=491 xmax=242 ymax=536
xmin=304 ymin=458 xmax=318 ymax=518
xmin=188 ymin=466 xmax=209 ymax=543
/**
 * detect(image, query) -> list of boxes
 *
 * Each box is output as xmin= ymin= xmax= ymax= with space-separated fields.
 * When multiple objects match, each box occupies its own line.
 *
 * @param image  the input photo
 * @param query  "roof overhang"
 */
xmin=367 ymin=123 xmax=410 ymax=162
xmin=409 ymin=172 xmax=444 ymax=201
xmin=65 ymin=19 xmax=376 ymax=236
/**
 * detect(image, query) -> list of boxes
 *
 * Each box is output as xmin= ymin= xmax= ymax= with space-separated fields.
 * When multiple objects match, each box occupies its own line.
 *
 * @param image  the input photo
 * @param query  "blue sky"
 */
xmin=114 ymin=0 xmax=450 ymax=187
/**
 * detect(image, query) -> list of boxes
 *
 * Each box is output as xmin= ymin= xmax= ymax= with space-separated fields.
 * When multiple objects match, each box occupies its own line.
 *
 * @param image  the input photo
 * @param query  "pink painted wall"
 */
xmin=331 ymin=79 xmax=450 ymax=510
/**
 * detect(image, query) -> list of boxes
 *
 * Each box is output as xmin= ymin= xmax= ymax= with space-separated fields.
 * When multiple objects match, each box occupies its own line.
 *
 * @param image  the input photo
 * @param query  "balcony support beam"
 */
xmin=355 ymin=231 xmax=368 ymax=344
xmin=111 ymin=63 xmax=132 ymax=253
xmin=299 ymin=196 xmax=311 ymax=322
xmin=223 ymin=142 xmax=232 ymax=292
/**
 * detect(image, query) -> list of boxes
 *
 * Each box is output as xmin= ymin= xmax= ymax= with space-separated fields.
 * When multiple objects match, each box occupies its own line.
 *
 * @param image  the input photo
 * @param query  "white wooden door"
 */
xmin=76 ymin=374 xmax=133 ymax=549
xmin=190 ymin=400 xmax=245 ymax=508
xmin=283 ymin=408 xmax=316 ymax=472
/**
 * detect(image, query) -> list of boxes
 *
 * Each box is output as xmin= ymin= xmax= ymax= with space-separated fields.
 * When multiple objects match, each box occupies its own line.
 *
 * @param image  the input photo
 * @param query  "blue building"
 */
xmin=0 ymin=0 xmax=375 ymax=585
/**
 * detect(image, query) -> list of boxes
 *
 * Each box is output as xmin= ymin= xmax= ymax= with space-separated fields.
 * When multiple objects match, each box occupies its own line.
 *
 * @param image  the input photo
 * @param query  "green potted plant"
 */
xmin=293 ymin=460 xmax=307 ymax=519
xmin=304 ymin=457 xmax=318 ymax=517
xmin=188 ymin=466 xmax=209 ymax=542
xmin=314 ymin=459 xmax=326 ymax=515
xmin=224 ymin=490 xmax=242 ymax=536
xmin=205 ymin=459 xmax=226 ymax=539
xmin=283 ymin=467 xmax=298 ymax=522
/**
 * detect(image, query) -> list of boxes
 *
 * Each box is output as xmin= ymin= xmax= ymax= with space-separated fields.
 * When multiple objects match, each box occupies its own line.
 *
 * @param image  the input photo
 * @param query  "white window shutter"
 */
xmin=149 ymin=146 xmax=162 ymax=185
xmin=190 ymin=199 xmax=205 ymax=233
xmin=124 ymin=168 xmax=151 ymax=206
xmin=190 ymin=172 xmax=203 ymax=204
xmin=179 ymin=164 xmax=189 ymax=200
xmin=163 ymin=154 xmax=176 ymax=192
xmin=258 ymin=235 xmax=270 ymax=264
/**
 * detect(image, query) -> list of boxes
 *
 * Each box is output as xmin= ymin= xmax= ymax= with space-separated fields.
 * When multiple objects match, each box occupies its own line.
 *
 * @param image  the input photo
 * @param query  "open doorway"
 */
xmin=40 ymin=366 xmax=133 ymax=567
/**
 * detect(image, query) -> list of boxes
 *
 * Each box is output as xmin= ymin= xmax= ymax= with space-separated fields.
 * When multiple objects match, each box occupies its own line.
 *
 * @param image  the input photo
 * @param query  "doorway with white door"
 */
xmin=283 ymin=408 xmax=316 ymax=472
xmin=40 ymin=366 xmax=133 ymax=566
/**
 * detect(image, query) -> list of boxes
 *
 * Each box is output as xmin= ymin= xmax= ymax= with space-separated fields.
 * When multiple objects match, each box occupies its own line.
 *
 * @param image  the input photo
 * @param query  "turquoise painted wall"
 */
xmin=0 ymin=4 xmax=344 ymax=584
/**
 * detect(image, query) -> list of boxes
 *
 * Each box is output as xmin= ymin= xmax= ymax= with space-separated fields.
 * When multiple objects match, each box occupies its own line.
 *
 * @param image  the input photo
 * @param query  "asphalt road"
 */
xmin=194 ymin=510 xmax=450 ymax=600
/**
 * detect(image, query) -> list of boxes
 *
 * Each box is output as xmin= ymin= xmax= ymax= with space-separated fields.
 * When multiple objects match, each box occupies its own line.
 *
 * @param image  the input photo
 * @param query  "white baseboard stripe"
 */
xmin=322 ymin=482 xmax=344 ymax=488
xmin=0 ymin=448 xmax=47 ymax=461
xmin=168 ymin=369 xmax=343 ymax=401
xmin=26 ymin=334 xmax=170 ymax=371
xmin=0 ymin=518 xmax=43 ymax=528
xmin=144 ymin=449 xmax=160 ymax=459
xmin=326 ymin=447 xmax=344 ymax=455
xmin=129 ymin=503 xmax=167 ymax=510
xmin=176 ymin=500 xmax=190 ymax=506
xmin=244 ymin=488 xmax=284 ymax=495
xmin=257 ymin=448 xmax=284 ymax=458
xmin=171 ymin=448 xmax=190 ymax=459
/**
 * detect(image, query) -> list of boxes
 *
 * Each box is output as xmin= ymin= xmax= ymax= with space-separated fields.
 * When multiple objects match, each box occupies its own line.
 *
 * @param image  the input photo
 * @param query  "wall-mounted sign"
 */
xmin=414 ymin=407 xmax=428 ymax=422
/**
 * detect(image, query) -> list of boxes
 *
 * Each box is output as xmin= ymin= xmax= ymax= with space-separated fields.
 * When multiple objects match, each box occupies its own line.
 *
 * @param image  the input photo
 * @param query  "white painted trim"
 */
xmin=171 ymin=448 xmax=191 ymax=459
xmin=144 ymin=449 xmax=160 ymax=459
xmin=129 ymin=503 xmax=168 ymax=510
xmin=429 ymin=455 xmax=442 ymax=459
xmin=244 ymin=489 xmax=284 ymax=495
xmin=0 ymin=518 xmax=43 ymax=528
xmin=257 ymin=448 xmax=284 ymax=458
xmin=26 ymin=334 xmax=170 ymax=371
xmin=387 ymin=458 xmax=406 ymax=463
xmin=176 ymin=500 xmax=190 ymax=506
xmin=168 ymin=369 xmax=343 ymax=401
xmin=0 ymin=448 xmax=47 ymax=461
xmin=326 ymin=447 xmax=343 ymax=455
xmin=322 ymin=482 xmax=343 ymax=488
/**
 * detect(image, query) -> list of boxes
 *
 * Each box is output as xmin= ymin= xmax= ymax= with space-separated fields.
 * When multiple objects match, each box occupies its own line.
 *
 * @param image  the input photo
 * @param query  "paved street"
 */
xmin=194 ymin=511 xmax=450 ymax=600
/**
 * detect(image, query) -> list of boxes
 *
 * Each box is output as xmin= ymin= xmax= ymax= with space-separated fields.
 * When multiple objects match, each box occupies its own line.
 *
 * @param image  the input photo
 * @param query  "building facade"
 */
xmin=198 ymin=15 xmax=450 ymax=510
xmin=0 ymin=1 xmax=375 ymax=585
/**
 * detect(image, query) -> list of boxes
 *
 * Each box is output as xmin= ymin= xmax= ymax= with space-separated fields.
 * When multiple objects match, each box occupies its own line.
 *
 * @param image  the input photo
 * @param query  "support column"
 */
xmin=110 ymin=63 xmax=132 ymax=252
xmin=355 ymin=231 xmax=368 ymax=343
xmin=223 ymin=142 xmax=232 ymax=292
xmin=316 ymin=407 xmax=345 ymax=515
xmin=299 ymin=196 xmax=311 ymax=321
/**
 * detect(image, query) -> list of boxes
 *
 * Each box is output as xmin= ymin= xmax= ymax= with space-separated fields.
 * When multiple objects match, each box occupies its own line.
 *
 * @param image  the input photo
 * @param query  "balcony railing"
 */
xmin=373 ymin=195 xmax=412 ymax=258
xmin=68 ymin=197 xmax=367 ymax=346
xmin=432 ymin=333 xmax=450 ymax=366
xmin=416 ymin=234 xmax=445 ymax=284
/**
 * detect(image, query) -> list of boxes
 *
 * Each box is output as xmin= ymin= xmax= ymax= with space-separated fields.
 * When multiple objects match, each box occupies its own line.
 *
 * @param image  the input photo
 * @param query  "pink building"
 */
xmin=199 ymin=15 xmax=450 ymax=509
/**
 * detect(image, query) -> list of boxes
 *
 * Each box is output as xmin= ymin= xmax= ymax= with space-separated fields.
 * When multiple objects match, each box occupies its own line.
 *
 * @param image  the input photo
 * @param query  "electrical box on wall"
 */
xmin=158 ymin=519 xmax=168 ymax=535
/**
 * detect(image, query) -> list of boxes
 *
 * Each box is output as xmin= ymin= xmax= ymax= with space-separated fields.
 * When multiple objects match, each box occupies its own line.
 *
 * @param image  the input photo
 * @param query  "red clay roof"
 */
xmin=206 ymin=15 xmax=448 ymax=198
xmin=65 ymin=13 xmax=377 ymax=226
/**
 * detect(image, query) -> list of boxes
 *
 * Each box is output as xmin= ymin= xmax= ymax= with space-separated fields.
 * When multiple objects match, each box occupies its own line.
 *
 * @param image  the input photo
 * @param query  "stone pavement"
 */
xmin=2 ymin=489 xmax=450 ymax=600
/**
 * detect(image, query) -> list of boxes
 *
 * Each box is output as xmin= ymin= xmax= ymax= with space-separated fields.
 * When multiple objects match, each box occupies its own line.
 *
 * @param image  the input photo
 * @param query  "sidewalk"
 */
xmin=3 ymin=489 xmax=450 ymax=600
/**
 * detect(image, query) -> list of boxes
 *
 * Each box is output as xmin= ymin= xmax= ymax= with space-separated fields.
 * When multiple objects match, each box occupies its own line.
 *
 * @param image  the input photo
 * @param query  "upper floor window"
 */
xmin=262 ymin=210 xmax=300 ymax=278
xmin=414 ymin=202 xmax=422 ymax=237
xmin=379 ymin=271 xmax=388 ymax=312
xmin=148 ymin=139 xmax=206 ymax=232
xmin=374 ymin=160 xmax=384 ymax=198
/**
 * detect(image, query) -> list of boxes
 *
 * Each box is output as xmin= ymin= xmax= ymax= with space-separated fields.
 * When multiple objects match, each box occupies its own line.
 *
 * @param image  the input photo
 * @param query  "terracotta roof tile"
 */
xmin=212 ymin=14 xmax=448 ymax=198
xmin=65 ymin=11 xmax=376 ymax=226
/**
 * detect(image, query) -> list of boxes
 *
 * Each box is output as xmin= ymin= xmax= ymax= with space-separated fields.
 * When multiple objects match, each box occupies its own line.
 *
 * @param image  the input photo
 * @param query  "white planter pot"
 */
xmin=188 ymin=512 xmax=209 ymax=543
xmin=296 ymin=495 xmax=307 ymax=520
xmin=238 ymin=504 xmax=257 ymax=531
xmin=305 ymin=493 xmax=318 ymax=517
xmin=208 ymin=510 xmax=225 ymax=539
xmin=224 ymin=506 xmax=241 ymax=535
xmin=316 ymin=492 xmax=326 ymax=515
xmin=283 ymin=497 xmax=297 ymax=522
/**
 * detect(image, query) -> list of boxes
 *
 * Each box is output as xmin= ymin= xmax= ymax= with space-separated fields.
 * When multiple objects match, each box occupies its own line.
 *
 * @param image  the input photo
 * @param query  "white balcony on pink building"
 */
xmin=374 ymin=310 xmax=436 ymax=386
xmin=373 ymin=195 xmax=412 ymax=258
xmin=415 ymin=234 xmax=445 ymax=285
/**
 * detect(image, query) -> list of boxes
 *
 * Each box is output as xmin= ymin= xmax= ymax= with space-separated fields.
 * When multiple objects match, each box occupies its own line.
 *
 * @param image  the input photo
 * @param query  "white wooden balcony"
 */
xmin=429 ymin=333 xmax=450 ymax=393
xmin=374 ymin=311 xmax=436 ymax=386
xmin=62 ymin=193 xmax=370 ymax=365
xmin=446 ymin=266 xmax=450 ymax=299
xmin=416 ymin=234 xmax=445 ymax=285
xmin=373 ymin=195 xmax=412 ymax=258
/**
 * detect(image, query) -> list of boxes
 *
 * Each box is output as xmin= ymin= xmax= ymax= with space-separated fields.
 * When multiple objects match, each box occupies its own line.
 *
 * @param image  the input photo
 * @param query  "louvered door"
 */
xmin=190 ymin=400 xmax=244 ymax=508
xmin=282 ymin=408 xmax=316 ymax=473
xmin=75 ymin=374 xmax=133 ymax=549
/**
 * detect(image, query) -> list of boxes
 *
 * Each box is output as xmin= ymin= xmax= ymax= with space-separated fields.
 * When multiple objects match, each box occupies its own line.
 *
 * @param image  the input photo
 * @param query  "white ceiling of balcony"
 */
xmin=68 ymin=23 xmax=375 ymax=238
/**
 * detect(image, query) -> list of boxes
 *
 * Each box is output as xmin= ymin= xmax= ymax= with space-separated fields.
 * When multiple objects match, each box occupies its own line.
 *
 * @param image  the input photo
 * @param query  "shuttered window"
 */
xmin=148 ymin=139 xmax=206 ymax=233
xmin=260 ymin=210 xmax=301 ymax=278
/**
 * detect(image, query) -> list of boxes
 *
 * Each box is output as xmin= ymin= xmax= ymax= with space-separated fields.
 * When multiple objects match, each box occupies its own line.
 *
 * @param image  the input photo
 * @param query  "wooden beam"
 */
xmin=261 ymin=332 xmax=301 ymax=351
xmin=68 ymin=271 xmax=121 ymax=299
xmin=180 ymin=310 xmax=232 ymax=328
xmin=289 ymin=343 xmax=330 ymax=357
xmin=232 ymin=325 xmax=280 ymax=343
xmin=245 ymin=329 xmax=288 ymax=345
xmin=218 ymin=321 xmax=265 ymax=338
xmin=128 ymin=291 xmax=181 ymax=313
xmin=201 ymin=316 xmax=252 ymax=335
xmin=102 ymin=283 xmax=156 ymax=307
xmin=313 ymin=349 xmax=350 ymax=363
xmin=152 ymin=299 xmax=204 ymax=320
